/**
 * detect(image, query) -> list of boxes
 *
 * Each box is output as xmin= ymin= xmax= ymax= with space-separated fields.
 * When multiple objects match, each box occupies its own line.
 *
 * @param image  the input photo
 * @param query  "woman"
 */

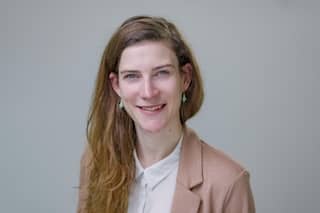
xmin=77 ymin=15 xmax=255 ymax=213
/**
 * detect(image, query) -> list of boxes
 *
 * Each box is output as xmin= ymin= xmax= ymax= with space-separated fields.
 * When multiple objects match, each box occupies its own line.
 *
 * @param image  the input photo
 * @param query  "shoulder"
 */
xmin=179 ymin=127 xmax=255 ymax=212
xmin=201 ymin=140 xmax=248 ymax=187
xmin=183 ymin=127 xmax=250 ymax=188
xmin=77 ymin=145 xmax=92 ymax=213
xmin=200 ymin=140 xmax=255 ymax=212
xmin=80 ymin=144 xmax=92 ymax=173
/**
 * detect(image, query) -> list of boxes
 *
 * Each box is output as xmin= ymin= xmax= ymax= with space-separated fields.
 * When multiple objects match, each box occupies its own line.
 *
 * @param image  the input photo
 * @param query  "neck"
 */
xmin=135 ymin=124 xmax=184 ymax=168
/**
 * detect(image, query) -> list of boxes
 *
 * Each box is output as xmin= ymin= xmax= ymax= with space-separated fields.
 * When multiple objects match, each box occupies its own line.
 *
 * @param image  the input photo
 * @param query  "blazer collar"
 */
xmin=171 ymin=127 xmax=203 ymax=213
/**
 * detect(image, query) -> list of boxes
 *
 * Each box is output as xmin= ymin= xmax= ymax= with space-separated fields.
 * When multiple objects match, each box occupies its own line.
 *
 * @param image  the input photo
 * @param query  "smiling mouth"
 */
xmin=138 ymin=104 xmax=166 ymax=112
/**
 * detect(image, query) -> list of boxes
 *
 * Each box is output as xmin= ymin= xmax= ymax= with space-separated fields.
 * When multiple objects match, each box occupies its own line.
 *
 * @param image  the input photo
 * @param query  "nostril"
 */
xmin=142 ymin=86 xmax=158 ymax=98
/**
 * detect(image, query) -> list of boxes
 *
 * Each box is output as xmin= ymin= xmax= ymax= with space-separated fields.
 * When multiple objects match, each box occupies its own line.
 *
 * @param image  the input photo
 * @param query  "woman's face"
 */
xmin=110 ymin=41 xmax=191 ymax=133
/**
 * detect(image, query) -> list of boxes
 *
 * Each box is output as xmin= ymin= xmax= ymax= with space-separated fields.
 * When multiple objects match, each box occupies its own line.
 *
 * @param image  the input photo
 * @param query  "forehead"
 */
xmin=118 ymin=41 xmax=178 ymax=71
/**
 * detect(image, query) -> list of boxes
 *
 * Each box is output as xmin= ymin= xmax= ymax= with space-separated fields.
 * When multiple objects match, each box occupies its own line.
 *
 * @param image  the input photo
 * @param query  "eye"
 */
xmin=154 ymin=70 xmax=170 ymax=77
xmin=123 ymin=73 xmax=140 ymax=80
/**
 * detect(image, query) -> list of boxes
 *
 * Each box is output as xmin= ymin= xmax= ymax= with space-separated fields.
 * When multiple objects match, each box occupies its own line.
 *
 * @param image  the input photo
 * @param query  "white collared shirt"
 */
xmin=128 ymin=135 xmax=183 ymax=213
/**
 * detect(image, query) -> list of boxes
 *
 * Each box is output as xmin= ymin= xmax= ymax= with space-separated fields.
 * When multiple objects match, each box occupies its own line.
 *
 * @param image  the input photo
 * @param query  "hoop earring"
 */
xmin=119 ymin=99 xmax=124 ymax=109
xmin=182 ymin=93 xmax=187 ymax=103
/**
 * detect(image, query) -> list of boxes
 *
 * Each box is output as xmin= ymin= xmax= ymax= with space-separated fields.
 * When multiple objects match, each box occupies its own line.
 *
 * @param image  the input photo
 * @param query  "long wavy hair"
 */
xmin=85 ymin=15 xmax=204 ymax=213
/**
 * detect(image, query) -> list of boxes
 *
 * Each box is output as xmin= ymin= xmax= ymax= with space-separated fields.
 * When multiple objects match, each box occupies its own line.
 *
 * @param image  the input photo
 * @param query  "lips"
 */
xmin=138 ymin=104 xmax=166 ymax=112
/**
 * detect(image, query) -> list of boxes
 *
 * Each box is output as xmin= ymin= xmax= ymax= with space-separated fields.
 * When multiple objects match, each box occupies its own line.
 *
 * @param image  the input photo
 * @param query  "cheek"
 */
xmin=163 ymin=83 xmax=183 ymax=103
xmin=119 ymin=84 xmax=138 ymax=101
xmin=167 ymin=79 xmax=183 ymax=95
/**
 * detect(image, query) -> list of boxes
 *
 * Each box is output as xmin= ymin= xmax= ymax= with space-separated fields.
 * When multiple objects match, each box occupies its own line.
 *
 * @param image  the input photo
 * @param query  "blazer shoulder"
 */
xmin=200 ymin=140 xmax=249 ymax=188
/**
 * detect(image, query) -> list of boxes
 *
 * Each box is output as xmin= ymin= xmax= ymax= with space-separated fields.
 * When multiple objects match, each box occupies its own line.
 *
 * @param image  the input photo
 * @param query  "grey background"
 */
xmin=1 ymin=0 xmax=319 ymax=212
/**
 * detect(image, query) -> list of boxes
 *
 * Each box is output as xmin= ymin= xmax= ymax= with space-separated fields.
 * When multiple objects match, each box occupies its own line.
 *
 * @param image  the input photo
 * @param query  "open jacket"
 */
xmin=77 ymin=127 xmax=255 ymax=213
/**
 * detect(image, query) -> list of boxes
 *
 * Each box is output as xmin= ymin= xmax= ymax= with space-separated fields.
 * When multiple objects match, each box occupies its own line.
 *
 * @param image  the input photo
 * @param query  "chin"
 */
xmin=137 ymin=121 xmax=167 ymax=133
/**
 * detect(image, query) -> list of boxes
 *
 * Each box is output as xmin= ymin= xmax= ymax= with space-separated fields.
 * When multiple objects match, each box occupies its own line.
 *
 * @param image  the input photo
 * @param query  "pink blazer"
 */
xmin=77 ymin=127 xmax=255 ymax=213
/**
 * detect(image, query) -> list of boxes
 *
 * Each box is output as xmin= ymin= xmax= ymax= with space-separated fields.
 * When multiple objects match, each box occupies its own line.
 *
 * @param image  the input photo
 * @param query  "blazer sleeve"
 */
xmin=77 ymin=147 xmax=90 ymax=213
xmin=223 ymin=170 xmax=255 ymax=213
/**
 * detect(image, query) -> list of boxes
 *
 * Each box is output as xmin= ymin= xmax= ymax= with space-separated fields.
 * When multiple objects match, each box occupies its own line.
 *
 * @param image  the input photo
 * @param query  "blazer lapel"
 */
xmin=171 ymin=127 xmax=203 ymax=213
xmin=171 ymin=183 xmax=201 ymax=213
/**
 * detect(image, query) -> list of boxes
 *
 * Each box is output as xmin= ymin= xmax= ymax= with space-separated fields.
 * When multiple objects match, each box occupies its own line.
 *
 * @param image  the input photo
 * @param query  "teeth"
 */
xmin=141 ymin=105 xmax=162 ymax=111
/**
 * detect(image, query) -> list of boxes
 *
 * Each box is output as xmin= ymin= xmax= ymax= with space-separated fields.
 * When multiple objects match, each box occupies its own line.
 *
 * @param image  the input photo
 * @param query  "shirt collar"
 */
xmin=134 ymin=133 xmax=184 ymax=190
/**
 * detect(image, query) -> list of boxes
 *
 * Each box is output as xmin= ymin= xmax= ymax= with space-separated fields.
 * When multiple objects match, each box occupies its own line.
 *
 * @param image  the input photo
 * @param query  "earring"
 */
xmin=182 ymin=93 xmax=187 ymax=103
xmin=118 ymin=99 xmax=124 ymax=109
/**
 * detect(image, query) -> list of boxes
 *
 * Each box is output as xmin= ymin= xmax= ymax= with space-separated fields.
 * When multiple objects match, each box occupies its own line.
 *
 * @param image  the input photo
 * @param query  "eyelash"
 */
xmin=123 ymin=73 xmax=139 ymax=79
xmin=122 ymin=70 xmax=170 ymax=80
xmin=155 ymin=70 xmax=169 ymax=77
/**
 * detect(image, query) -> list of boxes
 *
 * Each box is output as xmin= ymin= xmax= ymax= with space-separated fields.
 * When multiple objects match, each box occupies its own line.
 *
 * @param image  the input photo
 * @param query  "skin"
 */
xmin=110 ymin=41 xmax=192 ymax=167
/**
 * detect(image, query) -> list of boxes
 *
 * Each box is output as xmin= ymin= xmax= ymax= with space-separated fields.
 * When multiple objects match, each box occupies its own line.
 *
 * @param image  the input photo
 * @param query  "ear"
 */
xmin=181 ymin=63 xmax=192 ymax=92
xmin=109 ymin=72 xmax=121 ymax=96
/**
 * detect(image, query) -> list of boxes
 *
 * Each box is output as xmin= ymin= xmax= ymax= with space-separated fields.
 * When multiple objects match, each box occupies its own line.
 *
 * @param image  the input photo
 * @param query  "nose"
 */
xmin=141 ymin=77 xmax=159 ymax=99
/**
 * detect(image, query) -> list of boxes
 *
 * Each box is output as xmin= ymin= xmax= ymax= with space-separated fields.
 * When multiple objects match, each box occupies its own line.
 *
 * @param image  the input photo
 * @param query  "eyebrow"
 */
xmin=152 ymin=64 xmax=175 ymax=71
xmin=119 ymin=63 xmax=175 ymax=74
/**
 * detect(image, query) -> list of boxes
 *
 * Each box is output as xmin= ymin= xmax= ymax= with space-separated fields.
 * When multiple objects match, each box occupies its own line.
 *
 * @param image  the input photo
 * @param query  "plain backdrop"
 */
xmin=1 ymin=0 xmax=319 ymax=212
